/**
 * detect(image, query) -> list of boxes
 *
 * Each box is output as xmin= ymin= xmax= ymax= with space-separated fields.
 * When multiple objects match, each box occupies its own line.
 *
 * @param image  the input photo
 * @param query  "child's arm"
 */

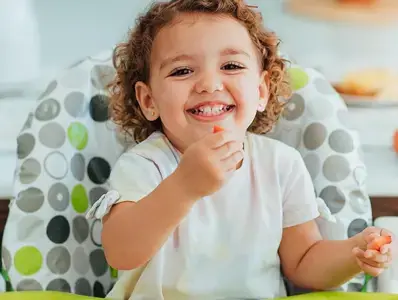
xmin=102 ymin=171 xmax=196 ymax=270
xmin=278 ymin=148 xmax=393 ymax=290
xmin=279 ymin=221 xmax=393 ymax=290
xmin=279 ymin=220 xmax=361 ymax=290
xmin=101 ymin=131 xmax=243 ymax=270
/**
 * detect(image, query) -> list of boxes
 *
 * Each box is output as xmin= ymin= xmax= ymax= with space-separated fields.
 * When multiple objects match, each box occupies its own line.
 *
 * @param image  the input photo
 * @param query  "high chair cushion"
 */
xmin=266 ymin=63 xmax=373 ymax=292
xmin=1 ymin=51 xmax=372 ymax=295
xmin=2 ymin=50 xmax=123 ymax=297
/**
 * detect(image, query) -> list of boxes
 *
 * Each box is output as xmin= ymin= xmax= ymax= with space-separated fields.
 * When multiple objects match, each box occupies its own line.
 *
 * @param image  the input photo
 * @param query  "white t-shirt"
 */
xmin=94 ymin=131 xmax=320 ymax=300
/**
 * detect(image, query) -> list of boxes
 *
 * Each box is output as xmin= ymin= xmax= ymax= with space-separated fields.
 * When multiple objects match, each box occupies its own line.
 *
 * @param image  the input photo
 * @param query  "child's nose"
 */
xmin=194 ymin=72 xmax=224 ymax=94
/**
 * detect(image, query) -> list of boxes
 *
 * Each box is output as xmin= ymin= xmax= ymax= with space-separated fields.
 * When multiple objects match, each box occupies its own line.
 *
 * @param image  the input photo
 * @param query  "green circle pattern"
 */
xmin=14 ymin=246 xmax=42 ymax=276
xmin=71 ymin=184 xmax=89 ymax=213
xmin=288 ymin=67 xmax=309 ymax=91
xmin=68 ymin=122 xmax=88 ymax=150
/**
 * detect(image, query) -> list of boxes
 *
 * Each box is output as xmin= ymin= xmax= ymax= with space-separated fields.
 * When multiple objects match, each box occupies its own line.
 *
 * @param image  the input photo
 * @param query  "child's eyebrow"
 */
xmin=159 ymin=54 xmax=195 ymax=70
xmin=220 ymin=48 xmax=250 ymax=58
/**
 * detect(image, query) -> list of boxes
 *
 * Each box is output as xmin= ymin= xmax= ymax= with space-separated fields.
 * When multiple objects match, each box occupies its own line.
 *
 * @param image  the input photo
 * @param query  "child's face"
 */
xmin=136 ymin=13 xmax=269 ymax=151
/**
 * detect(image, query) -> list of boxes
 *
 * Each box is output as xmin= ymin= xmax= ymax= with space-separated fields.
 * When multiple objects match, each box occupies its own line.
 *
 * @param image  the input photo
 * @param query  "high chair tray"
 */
xmin=0 ymin=291 xmax=397 ymax=299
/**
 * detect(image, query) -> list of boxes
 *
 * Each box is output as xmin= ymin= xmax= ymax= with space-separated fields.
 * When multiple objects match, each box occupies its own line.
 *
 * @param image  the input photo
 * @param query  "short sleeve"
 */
xmin=86 ymin=143 xmax=167 ymax=221
xmin=282 ymin=151 xmax=320 ymax=228
xmin=109 ymin=152 xmax=163 ymax=203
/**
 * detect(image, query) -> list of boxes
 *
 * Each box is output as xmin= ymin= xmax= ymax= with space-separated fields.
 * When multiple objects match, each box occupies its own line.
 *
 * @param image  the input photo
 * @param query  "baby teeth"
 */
xmin=191 ymin=105 xmax=227 ymax=116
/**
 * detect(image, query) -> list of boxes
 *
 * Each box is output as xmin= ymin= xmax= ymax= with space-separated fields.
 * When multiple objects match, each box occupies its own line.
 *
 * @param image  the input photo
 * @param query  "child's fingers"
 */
xmin=221 ymin=150 xmax=244 ymax=172
xmin=380 ymin=243 xmax=392 ymax=255
xmin=380 ymin=228 xmax=394 ymax=237
xmin=365 ymin=232 xmax=380 ymax=244
xmin=364 ymin=249 xmax=389 ymax=263
xmin=354 ymin=247 xmax=390 ymax=269
xmin=355 ymin=256 xmax=383 ymax=277
xmin=215 ymin=141 xmax=243 ymax=160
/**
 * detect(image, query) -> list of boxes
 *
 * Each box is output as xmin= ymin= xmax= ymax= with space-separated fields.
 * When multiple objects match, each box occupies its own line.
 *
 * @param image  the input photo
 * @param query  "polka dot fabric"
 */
xmin=2 ymin=51 xmax=372 ymax=295
xmin=2 ymin=50 xmax=126 ymax=297
xmin=267 ymin=63 xmax=373 ymax=293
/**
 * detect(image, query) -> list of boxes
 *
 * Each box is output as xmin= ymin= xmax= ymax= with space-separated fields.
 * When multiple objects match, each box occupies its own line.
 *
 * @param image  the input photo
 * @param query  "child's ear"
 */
xmin=135 ymin=81 xmax=159 ymax=121
xmin=259 ymin=70 xmax=270 ymax=105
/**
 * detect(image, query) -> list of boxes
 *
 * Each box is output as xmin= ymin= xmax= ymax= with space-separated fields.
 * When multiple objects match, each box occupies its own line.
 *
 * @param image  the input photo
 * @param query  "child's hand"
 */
xmin=173 ymin=130 xmax=243 ymax=199
xmin=352 ymin=227 xmax=395 ymax=276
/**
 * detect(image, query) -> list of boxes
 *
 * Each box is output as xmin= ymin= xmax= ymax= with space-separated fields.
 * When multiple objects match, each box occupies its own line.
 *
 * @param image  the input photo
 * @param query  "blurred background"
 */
xmin=0 ymin=0 xmax=398 ymax=295
xmin=0 ymin=0 xmax=397 ymax=201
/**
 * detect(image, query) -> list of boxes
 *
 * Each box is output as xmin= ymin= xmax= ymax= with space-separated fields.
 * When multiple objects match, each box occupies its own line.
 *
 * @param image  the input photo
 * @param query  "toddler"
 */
xmin=87 ymin=0 xmax=395 ymax=299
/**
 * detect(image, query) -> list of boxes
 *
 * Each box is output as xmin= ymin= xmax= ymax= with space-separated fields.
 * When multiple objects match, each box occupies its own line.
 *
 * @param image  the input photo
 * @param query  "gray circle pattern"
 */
xmin=7 ymin=57 xmax=118 ymax=294
xmin=47 ymin=278 xmax=71 ymax=293
xmin=48 ymin=183 xmax=70 ymax=211
xmin=71 ymin=153 xmax=85 ymax=181
xmin=19 ymin=158 xmax=41 ymax=184
xmin=90 ymin=219 xmax=102 ymax=247
xmin=283 ymin=94 xmax=305 ymax=121
xmin=47 ymin=246 xmax=71 ymax=275
xmin=303 ymin=123 xmax=327 ymax=150
xmin=16 ymin=187 xmax=44 ymax=213
xmin=91 ymin=65 xmax=115 ymax=90
xmin=89 ymin=187 xmax=108 ymax=206
xmin=75 ymin=278 xmax=92 ymax=296
xmin=16 ymin=279 xmax=43 ymax=291
xmin=89 ymin=249 xmax=108 ymax=277
xmin=64 ymin=92 xmax=87 ymax=118
xmin=322 ymin=155 xmax=351 ymax=182
xmin=35 ymin=98 xmax=61 ymax=121
xmin=347 ymin=218 xmax=368 ymax=238
xmin=17 ymin=133 xmax=35 ymax=159
xmin=38 ymin=122 xmax=66 ymax=149
xmin=73 ymin=216 xmax=89 ymax=244
xmin=319 ymin=186 xmax=346 ymax=214
xmin=329 ymin=129 xmax=354 ymax=154
xmin=44 ymin=151 xmax=68 ymax=179
xmin=73 ymin=247 xmax=90 ymax=275
xmin=349 ymin=190 xmax=369 ymax=214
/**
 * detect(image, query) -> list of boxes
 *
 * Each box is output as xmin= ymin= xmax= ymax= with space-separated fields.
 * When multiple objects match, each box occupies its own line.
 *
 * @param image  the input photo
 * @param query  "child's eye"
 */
xmin=169 ymin=68 xmax=193 ymax=77
xmin=222 ymin=62 xmax=245 ymax=71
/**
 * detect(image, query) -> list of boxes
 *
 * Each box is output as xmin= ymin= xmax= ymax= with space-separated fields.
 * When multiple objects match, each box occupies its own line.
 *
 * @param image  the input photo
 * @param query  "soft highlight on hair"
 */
xmin=109 ymin=0 xmax=291 ymax=143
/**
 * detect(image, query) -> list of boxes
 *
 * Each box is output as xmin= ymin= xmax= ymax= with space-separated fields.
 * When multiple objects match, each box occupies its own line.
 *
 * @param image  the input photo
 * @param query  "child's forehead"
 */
xmin=151 ymin=12 xmax=257 ymax=60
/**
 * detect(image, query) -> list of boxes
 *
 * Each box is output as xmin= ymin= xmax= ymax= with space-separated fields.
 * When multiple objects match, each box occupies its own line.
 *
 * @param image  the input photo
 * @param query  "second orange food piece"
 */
xmin=368 ymin=235 xmax=392 ymax=251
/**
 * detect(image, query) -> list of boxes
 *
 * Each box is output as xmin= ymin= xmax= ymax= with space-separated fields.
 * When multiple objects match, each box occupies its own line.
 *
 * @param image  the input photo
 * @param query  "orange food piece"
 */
xmin=213 ymin=125 xmax=224 ymax=133
xmin=394 ymin=130 xmax=398 ymax=153
xmin=369 ymin=235 xmax=392 ymax=251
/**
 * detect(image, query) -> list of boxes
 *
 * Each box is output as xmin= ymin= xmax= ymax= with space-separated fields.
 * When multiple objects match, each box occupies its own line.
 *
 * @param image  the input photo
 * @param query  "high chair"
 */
xmin=0 ymin=50 xmax=379 ymax=298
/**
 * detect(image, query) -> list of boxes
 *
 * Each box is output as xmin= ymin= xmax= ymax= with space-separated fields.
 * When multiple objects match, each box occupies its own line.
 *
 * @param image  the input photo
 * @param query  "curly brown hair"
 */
xmin=109 ymin=0 xmax=291 ymax=143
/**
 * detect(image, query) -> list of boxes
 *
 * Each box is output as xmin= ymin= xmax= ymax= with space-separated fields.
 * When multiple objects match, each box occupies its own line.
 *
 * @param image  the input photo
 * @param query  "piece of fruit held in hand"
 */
xmin=368 ymin=235 xmax=392 ymax=251
xmin=213 ymin=125 xmax=224 ymax=133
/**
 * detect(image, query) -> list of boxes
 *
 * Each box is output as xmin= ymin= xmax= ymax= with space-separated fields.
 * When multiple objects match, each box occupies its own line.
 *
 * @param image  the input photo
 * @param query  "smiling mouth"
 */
xmin=187 ymin=104 xmax=235 ymax=116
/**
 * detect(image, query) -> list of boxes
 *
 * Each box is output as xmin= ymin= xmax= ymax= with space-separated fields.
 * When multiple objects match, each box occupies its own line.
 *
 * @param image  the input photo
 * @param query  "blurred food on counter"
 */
xmin=333 ymin=69 xmax=398 ymax=101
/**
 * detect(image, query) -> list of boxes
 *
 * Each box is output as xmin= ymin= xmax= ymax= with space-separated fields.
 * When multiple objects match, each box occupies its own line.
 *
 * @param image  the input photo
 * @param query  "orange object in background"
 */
xmin=213 ymin=125 xmax=224 ymax=133
xmin=368 ymin=235 xmax=392 ymax=251
xmin=394 ymin=130 xmax=398 ymax=153
xmin=336 ymin=0 xmax=379 ymax=5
